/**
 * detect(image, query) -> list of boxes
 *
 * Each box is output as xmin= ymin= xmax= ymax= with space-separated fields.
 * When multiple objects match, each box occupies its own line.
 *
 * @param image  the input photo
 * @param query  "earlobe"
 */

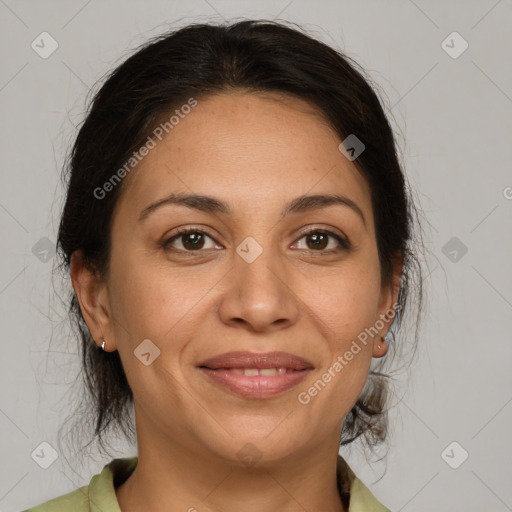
xmin=372 ymin=336 xmax=389 ymax=358
xmin=70 ymin=251 xmax=115 ymax=350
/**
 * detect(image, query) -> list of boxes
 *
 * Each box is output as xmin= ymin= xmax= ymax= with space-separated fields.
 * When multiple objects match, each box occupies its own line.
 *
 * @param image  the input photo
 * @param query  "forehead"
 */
xmin=117 ymin=91 xmax=373 ymax=226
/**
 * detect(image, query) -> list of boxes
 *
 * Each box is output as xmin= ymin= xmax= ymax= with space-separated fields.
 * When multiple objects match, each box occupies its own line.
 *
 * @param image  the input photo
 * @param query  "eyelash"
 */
xmin=162 ymin=227 xmax=351 ymax=254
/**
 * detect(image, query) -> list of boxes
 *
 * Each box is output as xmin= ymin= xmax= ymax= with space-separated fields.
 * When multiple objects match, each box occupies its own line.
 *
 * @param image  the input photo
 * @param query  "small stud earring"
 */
xmin=101 ymin=340 xmax=106 ymax=351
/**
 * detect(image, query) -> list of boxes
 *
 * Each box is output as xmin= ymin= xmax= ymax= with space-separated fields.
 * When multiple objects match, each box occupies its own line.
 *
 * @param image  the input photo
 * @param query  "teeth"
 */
xmin=229 ymin=368 xmax=288 ymax=376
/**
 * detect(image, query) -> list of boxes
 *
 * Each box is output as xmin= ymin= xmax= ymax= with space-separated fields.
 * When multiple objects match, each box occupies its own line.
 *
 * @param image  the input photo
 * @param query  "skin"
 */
xmin=71 ymin=90 xmax=402 ymax=512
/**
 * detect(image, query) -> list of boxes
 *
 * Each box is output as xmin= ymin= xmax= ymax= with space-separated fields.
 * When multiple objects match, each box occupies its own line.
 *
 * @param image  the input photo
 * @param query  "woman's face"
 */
xmin=78 ymin=91 xmax=399 ymax=464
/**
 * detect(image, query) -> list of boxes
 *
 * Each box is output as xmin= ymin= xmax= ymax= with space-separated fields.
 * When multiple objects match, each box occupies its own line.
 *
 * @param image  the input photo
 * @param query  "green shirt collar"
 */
xmin=26 ymin=455 xmax=391 ymax=511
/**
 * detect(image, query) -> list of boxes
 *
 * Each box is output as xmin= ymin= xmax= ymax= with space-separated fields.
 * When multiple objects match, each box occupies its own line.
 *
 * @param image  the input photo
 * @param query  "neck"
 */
xmin=116 ymin=425 xmax=346 ymax=512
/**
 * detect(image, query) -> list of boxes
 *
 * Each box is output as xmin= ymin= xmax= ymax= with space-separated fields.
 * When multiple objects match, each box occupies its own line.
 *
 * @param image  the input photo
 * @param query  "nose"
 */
xmin=217 ymin=243 xmax=300 ymax=333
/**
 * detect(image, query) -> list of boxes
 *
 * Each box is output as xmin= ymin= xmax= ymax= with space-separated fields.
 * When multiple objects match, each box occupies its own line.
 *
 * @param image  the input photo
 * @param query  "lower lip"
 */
xmin=199 ymin=368 xmax=312 ymax=399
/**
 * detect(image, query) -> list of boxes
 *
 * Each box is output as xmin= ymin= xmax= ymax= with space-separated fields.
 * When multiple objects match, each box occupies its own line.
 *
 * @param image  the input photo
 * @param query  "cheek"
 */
xmin=293 ymin=259 xmax=380 ymax=406
xmin=108 ymin=255 xmax=218 ymax=346
xmin=297 ymin=289 xmax=376 ymax=422
xmin=299 ymin=258 xmax=382 ymax=339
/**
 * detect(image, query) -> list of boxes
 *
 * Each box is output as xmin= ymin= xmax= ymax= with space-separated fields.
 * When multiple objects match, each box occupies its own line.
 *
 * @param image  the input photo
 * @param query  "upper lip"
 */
xmin=198 ymin=351 xmax=313 ymax=370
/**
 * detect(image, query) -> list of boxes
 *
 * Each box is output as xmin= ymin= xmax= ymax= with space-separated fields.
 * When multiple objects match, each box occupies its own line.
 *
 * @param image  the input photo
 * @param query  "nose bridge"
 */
xmin=236 ymin=234 xmax=285 ymax=304
xmin=237 ymin=238 xmax=281 ymax=292
xmin=217 ymin=234 xmax=299 ymax=331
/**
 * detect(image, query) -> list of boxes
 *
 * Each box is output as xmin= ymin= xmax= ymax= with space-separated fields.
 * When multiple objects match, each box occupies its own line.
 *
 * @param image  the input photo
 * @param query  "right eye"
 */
xmin=162 ymin=228 xmax=223 ymax=253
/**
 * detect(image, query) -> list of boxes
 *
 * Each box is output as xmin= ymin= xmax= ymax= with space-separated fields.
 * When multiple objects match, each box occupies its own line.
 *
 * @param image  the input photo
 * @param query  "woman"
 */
xmin=25 ymin=19 xmax=423 ymax=512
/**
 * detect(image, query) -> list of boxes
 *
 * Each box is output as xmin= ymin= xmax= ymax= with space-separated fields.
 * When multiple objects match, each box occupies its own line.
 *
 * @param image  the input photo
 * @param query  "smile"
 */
xmin=197 ymin=351 xmax=313 ymax=399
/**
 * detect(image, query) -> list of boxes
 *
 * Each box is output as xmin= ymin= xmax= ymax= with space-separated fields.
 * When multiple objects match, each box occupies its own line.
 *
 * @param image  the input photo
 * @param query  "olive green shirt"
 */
xmin=23 ymin=455 xmax=391 ymax=511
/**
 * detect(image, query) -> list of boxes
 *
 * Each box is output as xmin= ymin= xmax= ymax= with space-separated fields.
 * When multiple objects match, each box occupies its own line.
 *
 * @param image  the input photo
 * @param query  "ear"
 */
xmin=372 ymin=252 xmax=403 ymax=358
xmin=70 ymin=250 xmax=116 ymax=352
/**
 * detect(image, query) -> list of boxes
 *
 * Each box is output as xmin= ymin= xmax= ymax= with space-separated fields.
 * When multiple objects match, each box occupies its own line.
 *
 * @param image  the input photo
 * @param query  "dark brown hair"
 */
xmin=56 ymin=19 xmax=424 ymax=463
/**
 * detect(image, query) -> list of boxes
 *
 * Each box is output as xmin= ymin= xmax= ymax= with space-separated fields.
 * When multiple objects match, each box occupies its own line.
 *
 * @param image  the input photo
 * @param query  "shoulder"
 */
xmin=337 ymin=455 xmax=392 ymax=512
xmin=21 ymin=457 xmax=138 ymax=512
xmin=21 ymin=485 xmax=90 ymax=512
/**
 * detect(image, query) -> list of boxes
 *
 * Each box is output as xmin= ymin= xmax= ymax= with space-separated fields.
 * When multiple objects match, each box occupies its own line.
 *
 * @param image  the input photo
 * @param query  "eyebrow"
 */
xmin=138 ymin=192 xmax=366 ymax=228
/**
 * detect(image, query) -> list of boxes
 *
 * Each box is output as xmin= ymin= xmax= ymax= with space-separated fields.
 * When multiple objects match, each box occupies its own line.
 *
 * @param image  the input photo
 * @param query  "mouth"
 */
xmin=197 ymin=351 xmax=314 ymax=399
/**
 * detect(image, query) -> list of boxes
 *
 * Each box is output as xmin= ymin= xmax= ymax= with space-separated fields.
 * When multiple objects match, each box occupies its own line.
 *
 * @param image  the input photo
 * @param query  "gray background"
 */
xmin=1 ymin=1 xmax=511 ymax=511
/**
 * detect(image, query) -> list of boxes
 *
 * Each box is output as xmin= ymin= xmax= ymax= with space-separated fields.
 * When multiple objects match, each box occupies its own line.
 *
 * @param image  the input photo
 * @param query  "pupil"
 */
xmin=184 ymin=233 xmax=203 ymax=250
xmin=307 ymin=233 xmax=327 ymax=250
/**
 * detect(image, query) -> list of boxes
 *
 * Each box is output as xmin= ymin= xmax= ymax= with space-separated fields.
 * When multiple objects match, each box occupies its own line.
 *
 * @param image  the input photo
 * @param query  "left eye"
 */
xmin=163 ymin=228 xmax=349 ymax=253
xmin=294 ymin=230 xmax=349 ymax=252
